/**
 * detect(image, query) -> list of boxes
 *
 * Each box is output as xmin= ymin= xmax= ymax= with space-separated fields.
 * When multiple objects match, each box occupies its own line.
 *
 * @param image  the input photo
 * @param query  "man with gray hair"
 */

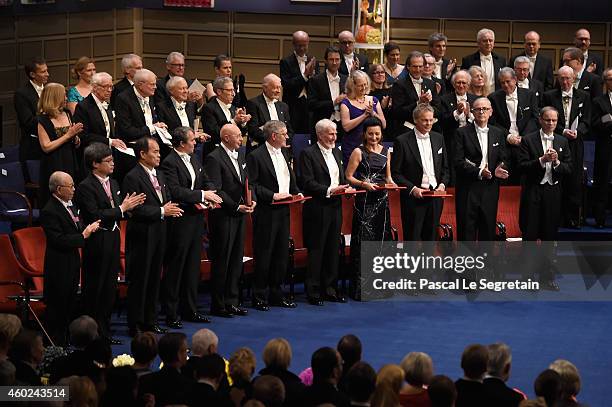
xmin=111 ymin=53 xmax=142 ymax=109
xmin=461 ymin=28 xmax=507 ymax=91
xmin=510 ymin=31 xmax=554 ymax=90
xmin=154 ymin=51 xmax=204 ymax=108
xmin=156 ymin=76 xmax=202 ymax=139
xmin=513 ymin=56 xmax=544 ymax=106
xmin=482 ymin=342 xmax=525 ymax=406
xmin=561 ymin=47 xmax=603 ymax=101
xmin=428 ymin=32 xmax=457 ymax=86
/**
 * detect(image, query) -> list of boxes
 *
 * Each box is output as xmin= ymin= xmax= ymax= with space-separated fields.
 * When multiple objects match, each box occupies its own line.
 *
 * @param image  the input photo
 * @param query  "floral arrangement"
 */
xmin=112 ymin=353 xmax=135 ymax=367
xmin=366 ymin=28 xmax=382 ymax=45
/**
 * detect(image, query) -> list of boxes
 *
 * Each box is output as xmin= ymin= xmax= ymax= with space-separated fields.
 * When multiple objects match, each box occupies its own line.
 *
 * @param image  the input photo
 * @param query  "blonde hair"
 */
xmin=468 ymin=65 xmax=491 ymax=96
xmin=262 ymin=338 xmax=292 ymax=370
xmin=38 ymin=83 xmax=66 ymax=117
xmin=72 ymin=56 xmax=95 ymax=81
xmin=400 ymin=352 xmax=434 ymax=387
xmin=58 ymin=376 xmax=98 ymax=407
xmin=371 ymin=364 xmax=405 ymax=407
xmin=549 ymin=359 xmax=581 ymax=399
xmin=0 ymin=314 xmax=22 ymax=345
xmin=229 ymin=347 xmax=257 ymax=382
xmin=346 ymin=70 xmax=370 ymax=99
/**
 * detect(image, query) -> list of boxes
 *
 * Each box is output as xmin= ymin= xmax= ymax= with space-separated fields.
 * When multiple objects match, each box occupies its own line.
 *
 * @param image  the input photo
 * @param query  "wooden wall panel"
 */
xmin=0 ymin=70 xmax=17 ymax=93
xmin=44 ymin=39 xmax=67 ymax=62
xmin=333 ymin=16 xmax=352 ymax=36
xmin=116 ymin=33 xmax=134 ymax=55
xmin=234 ymin=37 xmax=281 ymax=60
xmin=0 ymin=44 xmax=16 ymax=68
xmin=95 ymin=60 xmax=115 ymax=76
xmin=19 ymin=41 xmax=43 ymax=65
xmin=142 ymin=57 xmax=166 ymax=78
xmin=143 ymin=33 xmax=183 ymax=55
xmin=48 ymin=64 xmax=69 ymax=87
xmin=390 ymin=19 xmax=440 ymax=41
xmin=116 ymin=8 xmax=134 ymax=30
xmin=69 ymin=37 xmax=91 ymax=60
xmin=445 ymin=20 xmax=511 ymax=43
xmin=69 ymin=11 xmax=114 ymax=34
xmin=143 ymin=9 xmax=229 ymax=32
xmin=94 ymin=35 xmax=114 ymax=58
xmin=0 ymin=17 xmax=14 ymax=41
xmin=16 ymin=14 xmax=67 ymax=39
xmin=235 ymin=13 xmax=330 ymax=37
xmin=187 ymin=35 xmax=229 ymax=57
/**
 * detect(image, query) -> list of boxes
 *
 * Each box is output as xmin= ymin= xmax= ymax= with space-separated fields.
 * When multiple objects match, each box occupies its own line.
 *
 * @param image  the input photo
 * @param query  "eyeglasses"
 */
xmin=169 ymin=63 xmax=185 ymax=68
xmin=339 ymin=40 xmax=354 ymax=45
xmin=98 ymin=84 xmax=113 ymax=90
xmin=59 ymin=183 xmax=75 ymax=189
xmin=472 ymin=107 xmax=491 ymax=113
xmin=222 ymin=88 xmax=235 ymax=93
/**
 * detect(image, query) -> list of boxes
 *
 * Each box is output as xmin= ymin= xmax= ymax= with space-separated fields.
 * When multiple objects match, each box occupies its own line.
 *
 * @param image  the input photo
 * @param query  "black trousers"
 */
xmin=45 ymin=267 xmax=79 ymax=346
xmin=593 ymin=134 xmax=612 ymax=224
xmin=456 ymin=181 xmax=500 ymax=241
xmin=401 ymin=194 xmax=443 ymax=241
xmin=520 ymin=183 xmax=562 ymax=241
xmin=562 ymin=138 xmax=584 ymax=224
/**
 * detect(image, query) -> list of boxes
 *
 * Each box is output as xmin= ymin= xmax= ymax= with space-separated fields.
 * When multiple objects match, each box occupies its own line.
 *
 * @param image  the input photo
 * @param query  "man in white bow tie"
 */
xmin=338 ymin=30 xmax=369 ymax=76
xmin=514 ymin=56 xmax=544 ymax=106
xmin=591 ymin=68 xmax=612 ymax=228
xmin=461 ymin=28 xmax=507 ymax=91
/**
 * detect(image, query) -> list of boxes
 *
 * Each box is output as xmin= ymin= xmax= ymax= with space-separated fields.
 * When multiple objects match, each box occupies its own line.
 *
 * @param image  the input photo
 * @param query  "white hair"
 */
xmin=513 ymin=56 xmax=530 ymax=66
xmin=121 ymin=53 xmax=141 ymax=71
xmin=477 ymin=28 xmax=495 ymax=42
xmin=315 ymin=119 xmax=337 ymax=136
xmin=133 ymin=68 xmax=155 ymax=84
xmin=91 ymin=72 xmax=112 ymax=86
xmin=191 ymin=329 xmax=218 ymax=356
xmin=166 ymin=51 xmax=185 ymax=64
xmin=166 ymin=75 xmax=187 ymax=91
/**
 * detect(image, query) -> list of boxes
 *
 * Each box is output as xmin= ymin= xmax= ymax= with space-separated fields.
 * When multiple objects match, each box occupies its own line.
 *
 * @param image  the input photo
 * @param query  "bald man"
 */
xmin=509 ymin=31 xmax=554 ymax=90
xmin=280 ymin=31 xmax=319 ymax=134
xmin=337 ymin=30 xmax=369 ymax=76
xmin=246 ymin=73 xmax=294 ymax=152
xmin=573 ymin=28 xmax=603 ymax=76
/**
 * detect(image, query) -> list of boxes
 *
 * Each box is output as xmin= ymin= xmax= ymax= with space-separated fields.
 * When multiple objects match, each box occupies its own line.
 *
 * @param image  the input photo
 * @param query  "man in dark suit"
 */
xmin=518 ymin=107 xmax=572 ymax=241
xmin=154 ymin=51 xmax=204 ymax=109
xmin=424 ymin=53 xmax=446 ymax=95
xmin=542 ymin=66 xmax=591 ymax=228
xmin=299 ymin=119 xmax=349 ymax=305
xmin=562 ymin=47 xmax=603 ymax=101
xmin=461 ymin=28 xmax=507 ymax=91
xmin=246 ymin=73 xmax=294 ymax=152
xmin=247 ymin=120 xmax=300 ymax=310
xmin=455 ymin=97 xmax=508 ymax=241
xmin=308 ymin=47 xmax=348 ymax=142
xmin=514 ymin=57 xmax=545 ymax=107
xmin=591 ymin=68 xmax=612 ymax=228
xmin=159 ymin=127 xmax=221 ymax=328
xmin=510 ymin=31 xmax=554 ymax=91
xmin=574 ymin=28 xmax=604 ymax=77
xmin=338 ymin=30 xmax=369 ymax=76
xmin=188 ymin=354 xmax=233 ymax=407
xmin=155 ymin=76 xmax=200 ymax=135
xmin=482 ymin=343 xmax=525 ymax=407
xmin=40 ymin=171 xmax=100 ymax=345
xmin=391 ymin=104 xmax=449 ymax=241
xmin=14 ymin=57 xmax=48 ymax=173
xmin=303 ymin=347 xmax=350 ymax=407
xmin=201 ymin=76 xmax=250 ymax=158
xmin=455 ymin=344 xmax=488 ymax=407
xmin=392 ymin=51 xmax=441 ymax=139
xmin=76 ymin=143 xmax=145 ymax=344
xmin=488 ymin=67 xmax=540 ymax=184
xmin=428 ymin=33 xmax=457 ymax=92
xmin=280 ymin=31 xmax=319 ymax=134
xmin=122 ymin=137 xmax=183 ymax=336
xmin=110 ymin=53 xmax=142 ymax=110
xmin=204 ymin=124 xmax=255 ymax=318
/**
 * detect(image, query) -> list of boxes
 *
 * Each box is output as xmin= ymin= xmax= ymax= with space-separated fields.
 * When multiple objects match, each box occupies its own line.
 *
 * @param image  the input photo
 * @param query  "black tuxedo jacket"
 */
xmin=439 ymin=92 xmax=478 ymax=137
xmin=391 ymin=75 xmax=441 ymax=129
xmin=521 ymin=78 xmax=544 ymax=107
xmin=339 ymin=53 xmax=369 ymax=76
xmin=155 ymin=97 xmax=198 ymax=133
xmin=298 ymin=144 xmax=346 ymax=202
xmin=115 ymin=88 xmax=158 ymax=143
xmin=542 ymin=88 xmax=590 ymax=137
xmin=73 ymin=94 xmax=115 ymax=149
xmin=592 ymin=93 xmax=612 ymax=136
xmin=488 ymin=87 xmax=539 ymax=136
xmin=204 ymin=145 xmax=252 ymax=216
xmin=138 ymin=367 xmax=193 ymax=407
xmin=391 ymin=129 xmax=449 ymax=192
xmin=454 ymin=123 xmax=508 ymax=182
xmin=482 ymin=377 xmax=524 ymax=407
xmin=76 ymin=173 xmax=123 ymax=230
xmin=428 ymin=75 xmax=447 ymax=95
xmin=246 ymin=144 xmax=299 ymax=206
xmin=187 ymin=382 xmax=232 ymax=407
xmin=122 ymin=164 xmax=171 ymax=222
xmin=153 ymin=74 xmax=195 ymax=107
xmin=576 ymin=70 xmax=604 ymax=101
xmin=280 ymin=53 xmax=319 ymax=105
xmin=434 ymin=57 xmax=455 ymax=91
xmin=303 ymin=381 xmax=350 ymax=407
xmin=584 ymin=52 xmax=604 ymax=77
xmin=461 ymin=51 xmax=507 ymax=90
xmin=307 ymin=71 xmax=348 ymax=126
xmin=159 ymin=149 xmax=211 ymax=215
xmin=14 ymin=82 xmax=42 ymax=161
xmin=519 ymin=130 xmax=572 ymax=186
xmin=455 ymin=378 xmax=487 ymax=407
xmin=510 ymin=52 xmax=555 ymax=90
xmin=202 ymin=98 xmax=248 ymax=147
xmin=246 ymin=94 xmax=294 ymax=147
xmin=110 ymin=76 xmax=132 ymax=110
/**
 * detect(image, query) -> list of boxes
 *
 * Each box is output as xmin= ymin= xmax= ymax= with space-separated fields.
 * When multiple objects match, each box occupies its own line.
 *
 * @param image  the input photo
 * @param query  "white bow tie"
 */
xmin=434 ymin=60 xmax=443 ymax=66
xmin=542 ymin=135 xmax=554 ymax=142
xmin=223 ymin=102 xmax=233 ymax=110
xmin=175 ymin=101 xmax=186 ymax=111
xmin=100 ymin=101 xmax=109 ymax=110
xmin=562 ymin=92 xmax=572 ymax=98
xmin=457 ymin=95 xmax=467 ymax=102
xmin=328 ymin=75 xmax=340 ymax=83
xmin=506 ymin=95 xmax=517 ymax=102
xmin=529 ymin=56 xmax=536 ymax=62
xmin=416 ymin=133 xmax=430 ymax=140
xmin=477 ymin=127 xmax=489 ymax=134
xmin=178 ymin=152 xmax=190 ymax=162
xmin=228 ymin=150 xmax=238 ymax=160
xmin=296 ymin=55 xmax=307 ymax=63
xmin=138 ymin=96 xmax=149 ymax=106
xmin=412 ymin=78 xmax=423 ymax=85
xmin=481 ymin=55 xmax=492 ymax=61
xmin=270 ymin=147 xmax=283 ymax=156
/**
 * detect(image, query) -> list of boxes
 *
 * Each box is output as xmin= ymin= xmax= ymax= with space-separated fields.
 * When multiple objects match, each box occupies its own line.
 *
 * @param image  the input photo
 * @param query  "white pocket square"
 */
xmin=242 ymin=163 xmax=246 ymax=169
xmin=493 ymin=142 xmax=499 ymax=147
xmin=584 ymin=86 xmax=590 ymax=90
xmin=579 ymin=102 xmax=584 ymax=108
xmin=117 ymin=191 xmax=121 ymax=195
xmin=559 ymin=148 xmax=563 ymax=152
xmin=437 ymin=147 xmax=443 ymax=154
xmin=524 ymin=106 xmax=530 ymax=111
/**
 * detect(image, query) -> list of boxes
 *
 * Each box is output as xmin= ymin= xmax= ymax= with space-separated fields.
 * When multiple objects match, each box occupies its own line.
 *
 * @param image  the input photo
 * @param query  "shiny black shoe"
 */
xmin=270 ymin=298 xmax=297 ymax=308
xmin=142 ymin=324 xmax=167 ymax=334
xmin=211 ymin=309 xmax=234 ymax=318
xmin=166 ymin=319 xmax=183 ymax=329
xmin=181 ymin=313 xmax=211 ymax=323
xmin=325 ymin=294 xmax=347 ymax=303
xmin=252 ymin=299 xmax=270 ymax=311
xmin=228 ymin=305 xmax=248 ymax=316
xmin=307 ymin=296 xmax=324 ymax=306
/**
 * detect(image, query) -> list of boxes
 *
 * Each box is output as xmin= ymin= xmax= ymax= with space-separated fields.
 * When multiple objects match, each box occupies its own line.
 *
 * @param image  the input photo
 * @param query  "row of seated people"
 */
xmin=0 ymin=313 xmax=588 ymax=407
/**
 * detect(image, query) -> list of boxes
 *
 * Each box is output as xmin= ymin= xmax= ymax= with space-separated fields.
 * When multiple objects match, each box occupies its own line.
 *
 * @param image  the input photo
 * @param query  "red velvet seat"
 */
xmin=496 ymin=186 xmax=522 ymax=239
xmin=12 ymin=226 xmax=45 ymax=295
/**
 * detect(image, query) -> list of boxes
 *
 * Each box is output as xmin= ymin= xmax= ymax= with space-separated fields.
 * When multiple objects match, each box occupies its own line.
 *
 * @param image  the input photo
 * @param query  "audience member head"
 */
xmin=460 ymin=343 xmax=489 ymax=380
xmin=60 ymin=375 xmax=98 ymax=407
xmin=524 ymin=31 xmax=541 ymax=57
xmin=229 ymin=347 xmax=257 ymax=384
xmin=369 ymin=64 xmax=388 ymax=89
xmin=468 ymin=65 xmax=490 ymax=96
xmin=324 ymin=46 xmax=341 ymax=75
xmin=406 ymin=51 xmax=425 ymax=80
xmin=121 ymin=53 xmax=143 ymax=80
xmin=220 ymin=123 xmax=242 ymax=151
xmin=487 ymin=342 xmax=512 ymax=382
xmin=574 ymin=28 xmax=591 ymax=52
xmin=562 ymin=47 xmax=585 ymax=73
xmin=262 ymin=74 xmax=282 ymax=101
xmin=166 ymin=75 xmax=189 ymax=103
xmin=25 ymin=56 xmax=49 ymax=85
xmin=133 ymin=137 xmax=160 ymax=169
xmin=539 ymin=106 xmax=559 ymax=134
xmin=513 ymin=56 xmax=530 ymax=81
xmin=191 ymin=329 xmax=218 ymax=357
xmin=84 ymin=142 xmax=113 ymax=175
xmin=315 ymin=119 xmax=338 ymax=150
xmin=451 ymin=70 xmax=471 ymax=96
xmin=0 ymin=360 xmax=15 ymax=386
xmin=214 ymin=54 xmax=233 ymax=78
xmin=72 ymin=56 xmax=96 ymax=83
xmin=171 ymin=126 xmax=196 ymax=153
xmin=158 ymin=333 xmax=188 ymax=369
xmin=0 ymin=314 xmax=22 ymax=360
xmin=383 ymin=42 xmax=401 ymax=68
xmin=213 ymin=76 xmax=235 ymax=104
xmin=91 ymin=72 xmax=113 ymax=103
xmin=252 ymin=375 xmax=286 ymax=407
xmin=244 ymin=400 xmax=265 ymax=407
xmin=534 ymin=368 xmax=562 ymax=407
xmin=49 ymin=171 xmax=75 ymax=202
xmin=165 ymin=51 xmax=185 ymax=77
xmin=9 ymin=329 xmax=44 ymax=368
xmin=371 ymin=364 xmax=404 ymax=407
xmin=428 ymin=33 xmax=448 ymax=60
xmin=400 ymin=352 xmax=434 ymax=387
xmin=346 ymin=70 xmax=370 ymax=99
xmin=413 ymin=103 xmax=435 ymax=135
xmin=361 ymin=117 xmax=383 ymax=152
xmin=195 ymin=353 xmax=226 ymax=389
xmin=337 ymin=334 xmax=362 ymax=373
xmin=604 ymin=67 xmax=612 ymax=92
xmin=292 ymin=31 xmax=310 ymax=57
xmin=38 ymin=82 xmax=66 ymax=117
xmin=428 ymin=375 xmax=457 ymax=407
xmin=102 ymin=366 xmax=138 ymax=405
xmin=557 ymin=66 xmax=576 ymax=92
xmin=498 ymin=67 xmax=517 ymax=95
xmin=338 ymin=30 xmax=356 ymax=56
xmin=346 ymin=361 xmax=377 ymax=404
xmin=263 ymin=120 xmax=288 ymax=149
xmin=133 ymin=68 xmax=157 ymax=98
xmin=311 ymin=347 xmax=342 ymax=385
xmin=69 ymin=316 xmax=99 ymax=349
xmin=518 ymin=398 xmax=547 ymax=407
xmin=477 ymin=28 xmax=495 ymax=55
xmin=262 ymin=338 xmax=292 ymax=371
xmin=549 ymin=359 xmax=581 ymax=401
xmin=130 ymin=332 xmax=158 ymax=368
xmin=423 ymin=53 xmax=436 ymax=78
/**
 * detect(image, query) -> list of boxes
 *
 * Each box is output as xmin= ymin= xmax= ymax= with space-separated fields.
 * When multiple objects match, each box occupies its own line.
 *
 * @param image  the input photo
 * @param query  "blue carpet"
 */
xmin=110 ymin=294 xmax=611 ymax=406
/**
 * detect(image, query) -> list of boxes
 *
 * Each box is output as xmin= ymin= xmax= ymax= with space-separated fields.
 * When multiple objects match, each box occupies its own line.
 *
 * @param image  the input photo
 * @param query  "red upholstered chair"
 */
xmin=12 ymin=227 xmax=45 ymax=295
xmin=496 ymin=186 xmax=522 ymax=240
xmin=388 ymin=189 xmax=403 ymax=241
xmin=438 ymin=187 xmax=456 ymax=241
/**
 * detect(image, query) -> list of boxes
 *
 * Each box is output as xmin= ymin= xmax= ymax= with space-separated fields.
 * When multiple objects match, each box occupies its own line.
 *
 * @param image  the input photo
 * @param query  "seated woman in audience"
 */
xmin=229 ymin=347 xmax=257 ymax=406
xmin=383 ymin=42 xmax=407 ymax=85
xmin=67 ymin=56 xmax=96 ymax=114
xmin=8 ymin=329 xmax=44 ymax=386
xmin=58 ymin=375 xmax=99 ymax=407
xmin=399 ymin=352 xmax=434 ymax=407
xmin=0 ymin=314 xmax=22 ymax=362
xmin=340 ymin=70 xmax=386 ymax=166
xmin=257 ymin=338 xmax=304 ymax=407
xmin=468 ymin=66 xmax=491 ymax=97
xmin=368 ymin=64 xmax=393 ymax=140
xmin=549 ymin=359 xmax=587 ymax=407
xmin=205 ymin=54 xmax=234 ymax=102
xmin=37 ymin=82 xmax=82 ymax=206
xmin=130 ymin=332 xmax=158 ymax=378
xmin=371 ymin=364 xmax=405 ymax=407
xmin=345 ymin=117 xmax=394 ymax=300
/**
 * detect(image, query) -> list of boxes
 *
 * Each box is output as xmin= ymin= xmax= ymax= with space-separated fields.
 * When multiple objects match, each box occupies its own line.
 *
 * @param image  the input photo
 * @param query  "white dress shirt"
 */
xmin=326 ymin=70 xmax=341 ymax=121
xmin=505 ymin=88 xmax=519 ymax=135
xmin=266 ymin=141 xmax=290 ymax=194
xmin=561 ymin=89 xmax=573 ymax=129
xmin=343 ymin=53 xmax=354 ymax=72
xmin=608 ymin=91 xmax=612 ymax=107
xmin=317 ymin=142 xmax=340 ymax=197
xmin=475 ymin=125 xmax=489 ymax=176
xmin=453 ymin=94 xmax=472 ymax=127
xmin=263 ymin=94 xmax=279 ymax=121
xmin=295 ymin=52 xmax=309 ymax=98
xmin=134 ymin=88 xmax=156 ymax=135
xmin=539 ymin=130 xmax=556 ymax=185
xmin=410 ymin=74 xmax=423 ymax=96
xmin=221 ymin=142 xmax=241 ymax=181
xmin=30 ymin=80 xmax=44 ymax=97
xmin=517 ymin=78 xmax=530 ymax=89
xmin=414 ymin=129 xmax=438 ymax=190
xmin=528 ymin=55 xmax=537 ymax=77
xmin=433 ymin=59 xmax=444 ymax=79
xmin=216 ymin=97 xmax=233 ymax=123
xmin=480 ymin=53 xmax=495 ymax=89
xmin=172 ymin=97 xmax=190 ymax=127
xmin=92 ymin=93 xmax=112 ymax=143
